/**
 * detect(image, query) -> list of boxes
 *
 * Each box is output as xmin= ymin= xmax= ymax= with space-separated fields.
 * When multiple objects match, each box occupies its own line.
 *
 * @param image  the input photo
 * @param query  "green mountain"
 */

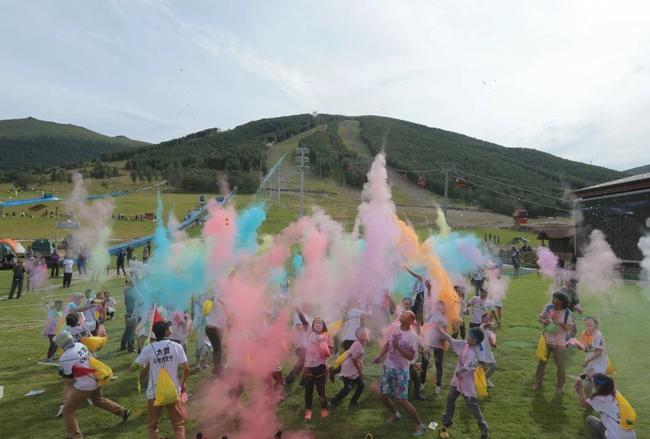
xmin=2 ymin=113 xmax=625 ymax=217
xmin=0 ymin=117 xmax=147 ymax=170
xmin=623 ymin=164 xmax=650 ymax=175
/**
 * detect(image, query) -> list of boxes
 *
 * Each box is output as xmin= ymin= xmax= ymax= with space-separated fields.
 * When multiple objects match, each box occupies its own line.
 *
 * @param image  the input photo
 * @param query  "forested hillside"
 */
xmin=0 ymin=117 xmax=146 ymax=170
xmin=355 ymin=116 xmax=624 ymax=216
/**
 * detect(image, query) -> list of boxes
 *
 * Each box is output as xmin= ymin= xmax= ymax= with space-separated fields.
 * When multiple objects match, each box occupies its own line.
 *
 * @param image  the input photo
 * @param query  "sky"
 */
xmin=1 ymin=0 xmax=648 ymax=171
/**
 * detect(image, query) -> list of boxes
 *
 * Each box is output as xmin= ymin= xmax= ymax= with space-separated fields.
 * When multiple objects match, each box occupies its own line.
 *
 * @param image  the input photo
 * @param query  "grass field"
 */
xmin=0 ymin=268 xmax=646 ymax=439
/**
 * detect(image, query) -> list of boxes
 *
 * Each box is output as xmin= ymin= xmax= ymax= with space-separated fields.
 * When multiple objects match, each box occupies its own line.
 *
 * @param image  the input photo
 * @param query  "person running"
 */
xmin=478 ymin=313 xmax=497 ymax=388
xmin=135 ymin=321 xmax=190 ymax=439
xmin=43 ymin=300 xmax=64 ymax=362
xmin=62 ymin=254 xmax=74 ymax=288
xmin=468 ymin=288 xmax=496 ymax=329
xmin=302 ymin=316 xmax=331 ymax=420
xmin=533 ymin=291 xmax=575 ymax=394
xmin=56 ymin=331 xmax=131 ymax=439
xmin=374 ymin=310 xmax=426 ymax=437
xmin=8 ymin=259 xmax=26 ymax=299
xmin=437 ymin=325 xmax=489 ymax=439
xmin=574 ymin=374 xmax=636 ymax=439
xmin=471 ymin=268 xmax=485 ymax=296
xmin=330 ymin=327 xmax=368 ymax=409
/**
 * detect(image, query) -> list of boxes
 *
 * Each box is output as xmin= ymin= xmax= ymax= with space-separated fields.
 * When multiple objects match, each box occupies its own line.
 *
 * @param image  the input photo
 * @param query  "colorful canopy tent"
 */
xmin=0 ymin=239 xmax=26 ymax=255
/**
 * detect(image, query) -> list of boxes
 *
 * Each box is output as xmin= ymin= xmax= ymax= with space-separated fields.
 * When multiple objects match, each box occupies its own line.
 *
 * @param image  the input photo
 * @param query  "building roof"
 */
xmin=537 ymin=225 xmax=574 ymax=240
xmin=573 ymin=172 xmax=650 ymax=199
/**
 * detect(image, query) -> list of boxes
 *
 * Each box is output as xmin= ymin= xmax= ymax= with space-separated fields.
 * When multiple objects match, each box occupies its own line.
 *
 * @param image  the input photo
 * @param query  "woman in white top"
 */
xmin=575 ymin=374 xmax=636 ymax=439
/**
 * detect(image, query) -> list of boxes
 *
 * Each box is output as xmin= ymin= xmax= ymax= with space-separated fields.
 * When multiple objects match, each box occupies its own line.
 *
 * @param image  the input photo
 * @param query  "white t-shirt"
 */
xmin=583 ymin=330 xmax=608 ymax=375
xmin=469 ymin=297 xmax=494 ymax=324
xmin=135 ymin=339 xmax=188 ymax=400
xmin=63 ymin=258 xmax=74 ymax=274
xmin=59 ymin=342 xmax=97 ymax=391
xmin=83 ymin=299 xmax=96 ymax=324
xmin=424 ymin=312 xmax=448 ymax=349
xmin=66 ymin=323 xmax=94 ymax=342
xmin=478 ymin=328 xmax=496 ymax=363
xmin=589 ymin=395 xmax=636 ymax=439
xmin=205 ymin=297 xmax=226 ymax=329
xmin=170 ymin=313 xmax=191 ymax=342
xmin=384 ymin=326 xmax=419 ymax=371
xmin=291 ymin=312 xmax=308 ymax=349
xmin=340 ymin=308 xmax=365 ymax=342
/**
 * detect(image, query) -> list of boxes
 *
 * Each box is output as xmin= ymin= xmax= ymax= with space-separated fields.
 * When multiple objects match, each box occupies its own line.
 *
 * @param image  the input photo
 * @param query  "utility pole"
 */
xmin=436 ymin=161 xmax=459 ymax=218
xmin=295 ymin=147 xmax=310 ymax=217
xmin=277 ymin=165 xmax=281 ymax=201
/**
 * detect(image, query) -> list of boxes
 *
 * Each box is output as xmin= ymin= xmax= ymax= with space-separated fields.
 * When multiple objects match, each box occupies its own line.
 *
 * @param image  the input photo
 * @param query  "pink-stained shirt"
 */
xmin=383 ymin=325 xmax=419 ymax=372
xmin=449 ymin=339 xmax=480 ymax=398
xmin=540 ymin=305 xmax=574 ymax=346
xmin=424 ymin=312 xmax=448 ymax=349
xmin=340 ymin=340 xmax=365 ymax=379
xmin=43 ymin=307 xmax=61 ymax=336
xmin=304 ymin=331 xmax=328 ymax=368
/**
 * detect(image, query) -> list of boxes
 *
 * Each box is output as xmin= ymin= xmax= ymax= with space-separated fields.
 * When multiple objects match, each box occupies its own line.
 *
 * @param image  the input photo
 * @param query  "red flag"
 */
xmin=152 ymin=307 xmax=164 ymax=325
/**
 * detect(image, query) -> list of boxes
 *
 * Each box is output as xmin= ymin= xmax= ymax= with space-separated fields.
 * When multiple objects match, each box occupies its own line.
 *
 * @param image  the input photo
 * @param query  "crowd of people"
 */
xmin=40 ymin=258 xmax=636 ymax=439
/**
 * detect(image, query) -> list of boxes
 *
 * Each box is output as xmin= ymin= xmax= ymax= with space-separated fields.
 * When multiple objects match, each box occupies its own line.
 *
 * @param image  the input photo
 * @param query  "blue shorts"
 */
xmin=380 ymin=366 xmax=410 ymax=400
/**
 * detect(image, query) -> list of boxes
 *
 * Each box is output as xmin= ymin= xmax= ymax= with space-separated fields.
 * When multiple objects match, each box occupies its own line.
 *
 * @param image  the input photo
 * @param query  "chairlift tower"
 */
xmin=295 ymin=147 xmax=310 ymax=217
xmin=436 ymin=161 xmax=460 ymax=218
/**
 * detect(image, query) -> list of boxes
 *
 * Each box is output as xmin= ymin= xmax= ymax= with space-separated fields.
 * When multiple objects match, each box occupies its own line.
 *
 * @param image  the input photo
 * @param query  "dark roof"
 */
xmin=573 ymin=172 xmax=650 ymax=199
xmin=537 ymin=226 xmax=574 ymax=240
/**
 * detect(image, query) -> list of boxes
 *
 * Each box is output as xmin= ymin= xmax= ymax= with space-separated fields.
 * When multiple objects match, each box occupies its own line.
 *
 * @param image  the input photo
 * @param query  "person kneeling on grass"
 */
xmin=56 ymin=331 xmax=131 ymax=439
xmin=436 ymin=325 xmax=489 ymax=439
xmin=331 ymin=327 xmax=369 ymax=409
xmin=135 ymin=320 xmax=190 ymax=439
xmin=575 ymin=374 xmax=636 ymax=439
xmin=374 ymin=310 xmax=426 ymax=437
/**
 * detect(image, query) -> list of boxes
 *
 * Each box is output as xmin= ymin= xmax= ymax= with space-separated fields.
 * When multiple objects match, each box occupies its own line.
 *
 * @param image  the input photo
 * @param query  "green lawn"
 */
xmin=0 ymin=268 xmax=646 ymax=438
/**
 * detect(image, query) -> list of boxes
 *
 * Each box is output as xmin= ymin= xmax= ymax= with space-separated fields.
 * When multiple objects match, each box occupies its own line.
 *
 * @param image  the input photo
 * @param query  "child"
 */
xmin=43 ymin=300 xmax=63 ymax=362
xmin=422 ymin=300 xmax=448 ymax=395
xmin=437 ymin=325 xmax=489 ymax=439
xmin=285 ymin=306 xmax=309 ymax=385
xmin=468 ymin=288 xmax=496 ymax=329
xmin=374 ymin=310 xmax=426 ymax=436
xmin=170 ymin=310 xmax=191 ymax=354
xmin=574 ymin=374 xmax=636 ymax=439
xmin=533 ymin=291 xmax=575 ymax=393
xmin=478 ymin=313 xmax=497 ymax=387
xmin=104 ymin=292 xmax=116 ymax=320
xmin=331 ymin=327 xmax=368 ymax=409
xmin=452 ymin=285 xmax=467 ymax=340
xmin=303 ymin=316 xmax=331 ymax=420
xmin=568 ymin=316 xmax=608 ymax=395
xmin=64 ymin=313 xmax=94 ymax=343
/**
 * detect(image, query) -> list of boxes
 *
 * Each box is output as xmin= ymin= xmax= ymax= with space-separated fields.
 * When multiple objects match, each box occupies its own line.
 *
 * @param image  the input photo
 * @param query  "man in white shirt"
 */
xmin=135 ymin=321 xmax=189 ymax=439
xmin=63 ymin=255 xmax=75 ymax=288
xmin=56 ymin=331 xmax=130 ymax=439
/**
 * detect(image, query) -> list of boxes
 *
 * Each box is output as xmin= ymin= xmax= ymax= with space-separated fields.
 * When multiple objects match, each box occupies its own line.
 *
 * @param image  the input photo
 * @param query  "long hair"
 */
xmin=312 ymin=317 xmax=328 ymax=334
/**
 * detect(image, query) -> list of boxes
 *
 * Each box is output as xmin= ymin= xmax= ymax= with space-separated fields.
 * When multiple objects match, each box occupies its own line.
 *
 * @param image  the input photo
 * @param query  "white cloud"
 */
xmin=0 ymin=0 xmax=648 ymax=169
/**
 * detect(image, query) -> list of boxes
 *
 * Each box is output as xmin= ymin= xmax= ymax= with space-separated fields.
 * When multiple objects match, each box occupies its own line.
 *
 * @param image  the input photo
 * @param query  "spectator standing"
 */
xmin=8 ymin=259 xmax=26 ymax=299
xmin=50 ymin=249 xmax=60 ymax=277
xmin=62 ymin=254 xmax=74 ymax=288
xmin=116 ymin=249 xmax=126 ymax=276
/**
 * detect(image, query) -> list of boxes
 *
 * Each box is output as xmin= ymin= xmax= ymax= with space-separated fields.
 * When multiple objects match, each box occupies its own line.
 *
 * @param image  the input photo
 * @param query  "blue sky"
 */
xmin=1 ymin=0 xmax=648 ymax=170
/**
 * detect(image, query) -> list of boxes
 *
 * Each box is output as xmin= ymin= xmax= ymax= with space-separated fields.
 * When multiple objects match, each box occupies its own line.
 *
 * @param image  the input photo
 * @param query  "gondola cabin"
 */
xmin=513 ymin=208 xmax=528 ymax=224
xmin=454 ymin=178 xmax=465 ymax=189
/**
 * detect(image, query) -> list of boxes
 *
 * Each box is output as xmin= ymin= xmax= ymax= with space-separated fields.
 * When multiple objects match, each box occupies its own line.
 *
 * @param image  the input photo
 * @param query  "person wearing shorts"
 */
xmin=374 ymin=310 xmax=426 ymax=436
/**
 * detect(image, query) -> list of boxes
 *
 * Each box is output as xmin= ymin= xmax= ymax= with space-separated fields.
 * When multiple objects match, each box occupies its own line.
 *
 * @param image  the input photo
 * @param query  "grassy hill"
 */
xmin=0 ymin=117 xmax=147 ymax=170
xmin=623 ymin=164 xmax=650 ymax=175
xmin=1 ymin=113 xmax=625 ymax=218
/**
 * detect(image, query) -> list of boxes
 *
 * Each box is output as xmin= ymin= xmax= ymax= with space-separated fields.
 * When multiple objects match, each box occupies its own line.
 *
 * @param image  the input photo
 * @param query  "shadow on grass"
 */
xmin=530 ymin=391 xmax=568 ymax=434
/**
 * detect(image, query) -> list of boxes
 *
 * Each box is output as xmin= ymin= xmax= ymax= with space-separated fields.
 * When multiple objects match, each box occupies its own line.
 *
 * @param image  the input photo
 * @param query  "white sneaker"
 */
xmin=435 ymin=386 xmax=441 ymax=395
xmin=419 ymin=383 xmax=425 ymax=393
xmin=487 ymin=380 xmax=495 ymax=388
xmin=87 ymin=398 xmax=93 ymax=406
xmin=56 ymin=404 xmax=64 ymax=418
